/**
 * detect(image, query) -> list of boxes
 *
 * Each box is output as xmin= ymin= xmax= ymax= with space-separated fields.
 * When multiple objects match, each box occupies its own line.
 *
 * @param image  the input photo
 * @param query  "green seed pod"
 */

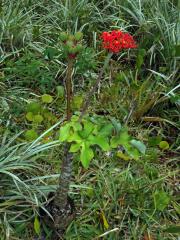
xmin=68 ymin=46 xmax=78 ymax=54
xmin=68 ymin=34 xmax=75 ymax=41
xmin=75 ymin=44 xmax=83 ymax=53
xmin=66 ymin=40 xmax=74 ymax=48
xmin=74 ymin=32 xmax=83 ymax=41
xmin=59 ymin=32 xmax=68 ymax=42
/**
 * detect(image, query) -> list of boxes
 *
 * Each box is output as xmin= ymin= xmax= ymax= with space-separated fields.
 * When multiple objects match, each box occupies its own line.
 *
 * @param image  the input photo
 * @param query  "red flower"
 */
xmin=101 ymin=30 xmax=137 ymax=53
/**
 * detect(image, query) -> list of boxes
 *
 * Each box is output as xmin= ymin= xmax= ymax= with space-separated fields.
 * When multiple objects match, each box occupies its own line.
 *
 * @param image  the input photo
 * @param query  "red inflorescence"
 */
xmin=101 ymin=30 xmax=137 ymax=53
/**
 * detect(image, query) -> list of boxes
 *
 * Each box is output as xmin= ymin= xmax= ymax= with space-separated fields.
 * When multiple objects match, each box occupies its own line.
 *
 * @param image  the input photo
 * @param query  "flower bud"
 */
xmin=66 ymin=40 xmax=74 ymax=48
xmin=59 ymin=32 xmax=68 ymax=42
xmin=75 ymin=44 xmax=83 ymax=52
xmin=68 ymin=46 xmax=78 ymax=54
xmin=74 ymin=32 xmax=83 ymax=41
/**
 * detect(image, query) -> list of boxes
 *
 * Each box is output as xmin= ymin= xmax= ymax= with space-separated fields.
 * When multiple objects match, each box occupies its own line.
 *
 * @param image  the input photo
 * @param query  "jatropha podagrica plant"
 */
xmin=45 ymin=30 xmax=145 ymax=237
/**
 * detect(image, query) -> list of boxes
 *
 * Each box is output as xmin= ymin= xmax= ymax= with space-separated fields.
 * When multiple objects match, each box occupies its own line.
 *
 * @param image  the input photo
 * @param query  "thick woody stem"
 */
xmin=66 ymin=59 xmax=74 ymax=120
xmin=54 ymin=58 xmax=74 ymax=209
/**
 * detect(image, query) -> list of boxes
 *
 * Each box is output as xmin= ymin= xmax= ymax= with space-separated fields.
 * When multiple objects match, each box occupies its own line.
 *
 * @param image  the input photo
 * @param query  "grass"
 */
xmin=0 ymin=0 xmax=179 ymax=239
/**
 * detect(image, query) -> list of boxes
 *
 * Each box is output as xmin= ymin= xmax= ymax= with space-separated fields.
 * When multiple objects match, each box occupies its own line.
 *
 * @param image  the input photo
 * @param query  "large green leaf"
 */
xmin=59 ymin=123 xmax=71 ymax=142
xmin=88 ymin=135 xmax=110 ymax=151
xmin=80 ymin=143 xmax=94 ymax=168
xmin=98 ymin=123 xmax=113 ymax=137
xmin=80 ymin=120 xmax=94 ymax=138
xmin=69 ymin=142 xmax=82 ymax=153
xmin=110 ymin=117 xmax=121 ymax=134
xmin=67 ymin=131 xmax=82 ymax=142
xmin=110 ymin=130 xmax=130 ymax=148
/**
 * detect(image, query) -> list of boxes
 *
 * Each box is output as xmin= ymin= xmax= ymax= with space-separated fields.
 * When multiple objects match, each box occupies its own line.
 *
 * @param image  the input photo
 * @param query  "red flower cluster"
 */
xmin=101 ymin=30 xmax=137 ymax=53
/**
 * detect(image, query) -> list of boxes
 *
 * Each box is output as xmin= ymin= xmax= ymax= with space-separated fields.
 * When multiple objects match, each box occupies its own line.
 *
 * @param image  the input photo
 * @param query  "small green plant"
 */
xmin=24 ymin=94 xmax=58 ymax=141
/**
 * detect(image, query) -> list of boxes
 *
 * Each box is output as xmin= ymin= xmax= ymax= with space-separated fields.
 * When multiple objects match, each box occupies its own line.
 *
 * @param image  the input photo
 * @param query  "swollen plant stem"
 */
xmin=66 ymin=59 xmax=74 ymax=121
xmin=79 ymin=52 xmax=113 ymax=120
xmin=54 ymin=59 xmax=74 ymax=209
xmin=54 ymin=145 xmax=73 ymax=209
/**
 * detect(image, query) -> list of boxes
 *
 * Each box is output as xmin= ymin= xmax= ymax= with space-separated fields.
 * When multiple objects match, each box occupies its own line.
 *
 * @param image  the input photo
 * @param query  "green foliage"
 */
xmin=41 ymin=94 xmax=53 ymax=104
xmin=0 ymin=132 xmax=60 ymax=239
xmin=3 ymin=51 xmax=56 ymax=92
xmin=25 ymin=129 xmax=38 ymax=141
xmin=34 ymin=216 xmax=41 ymax=236
xmin=59 ymin=114 xmax=145 ymax=168
xmin=159 ymin=141 xmax=170 ymax=150
xmin=56 ymin=86 xmax=65 ymax=99
xmin=71 ymin=95 xmax=83 ymax=110
xmin=153 ymin=190 xmax=170 ymax=211
xmin=24 ymin=96 xmax=58 ymax=141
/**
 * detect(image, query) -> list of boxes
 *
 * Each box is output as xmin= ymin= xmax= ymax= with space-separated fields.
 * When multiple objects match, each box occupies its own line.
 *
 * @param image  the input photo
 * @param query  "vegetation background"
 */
xmin=0 ymin=0 xmax=179 ymax=239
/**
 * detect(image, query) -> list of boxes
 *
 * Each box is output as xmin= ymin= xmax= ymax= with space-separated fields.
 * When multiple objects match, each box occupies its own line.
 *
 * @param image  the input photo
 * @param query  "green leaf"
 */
xmin=159 ymin=141 xmax=169 ymax=150
xmin=80 ymin=143 xmax=94 ymax=168
xmin=148 ymin=136 xmax=162 ymax=146
xmin=110 ymin=136 xmax=121 ymax=148
xmin=88 ymin=135 xmax=110 ymax=151
xmin=71 ymin=95 xmax=83 ymax=110
xmin=74 ymin=31 xmax=83 ymax=41
xmin=59 ymin=123 xmax=71 ymax=142
xmin=172 ymin=201 xmax=180 ymax=214
xmin=153 ymin=190 xmax=170 ymax=211
xmin=99 ymin=211 xmax=109 ymax=229
xmin=33 ymin=114 xmax=44 ymax=124
xmin=98 ymin=123 xmax=113 ymax=137
xmin=110 ymin=130 xmax=130 ymax=148
xmin=117 ymin=151 xmax=131 ymax=161
xmin=34 ymin=216 xmax=41 ymax=236
xmin=67 ymin=131 xmax=82 ymax=142
xmin=71 ymin=120 xmax=82 ymax=131
xmin=27 ymin=102 xmax=41 ymax=114
xmin=164 ymin=225 xmax=180 ymax=234
xmin=174 ymin=44 xmax=180 ymax=57
xmin=125 ymin=146 xmax=140 ymax=160
xmin=110 ymin=117 xmax=121 ymax=134
xmin=136 ymin=48 xmax=146 ymax=70
xmin=80 ymin=120 xmax=94 ymax=138
xmin=130 ymin=139 xmax=146 ymax=154
xmin=25 ymin=129 xmax=38 ymax=141
xmin=59 ymin=32 xmax=69 ymax=41
xmin=26 ymin=112 xmax=34 ymax=122
xmin=56 ymin=85 xmax=64 ymax=98
xmin=69 ymin=142 xmax=82 ymax=153
xmin=44 ymin=47 xmax=58 ymax=60
xmin=41 ymin=94 xmax=53 ymax=103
